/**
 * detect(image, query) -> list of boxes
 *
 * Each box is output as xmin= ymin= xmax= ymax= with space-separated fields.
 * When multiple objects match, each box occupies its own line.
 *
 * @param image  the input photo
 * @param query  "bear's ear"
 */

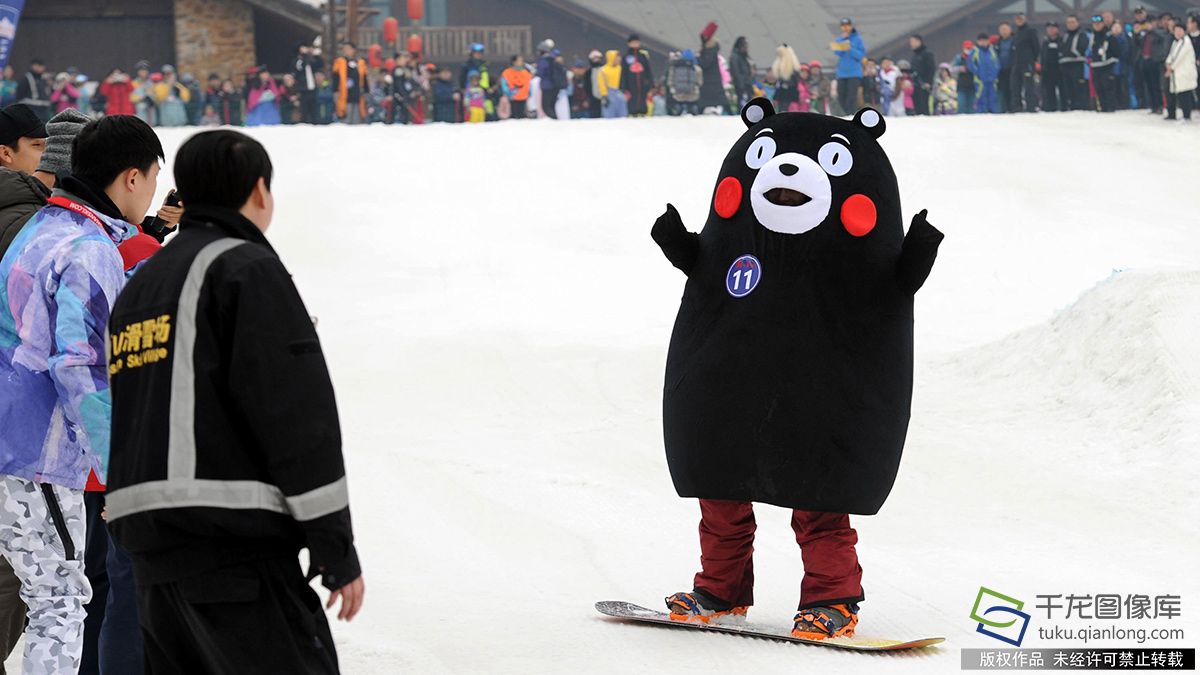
xmin=740 ymin=97 xmax=775 ymax=128
xmin=852 ymin=107 xmax=885 ymax=139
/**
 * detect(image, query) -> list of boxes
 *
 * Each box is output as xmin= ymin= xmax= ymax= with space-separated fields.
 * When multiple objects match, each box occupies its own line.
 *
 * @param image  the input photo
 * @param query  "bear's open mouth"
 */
xmin=763 ymin=188 xmax=811 ymax=207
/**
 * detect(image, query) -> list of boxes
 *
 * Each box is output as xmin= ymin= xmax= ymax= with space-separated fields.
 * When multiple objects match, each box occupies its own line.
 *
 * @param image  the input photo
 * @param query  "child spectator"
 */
xmin=245 ymin=69 xmax=281 ymax=126
xmin=795 ymin=65 xmax=812 ymax=112
xmin=216 ymin=79 xmax=244 ymax=126
xmin=463 ymin=70 xmax=486 ymax=123
xmin=203 ymin=73 xmax=221 ymax=112
xmin=897 ymin=59 xmax=916 ymax=115
xmin=315 ymin=72 xmax=335 ymax=124
xmin=761 ymin=70 xmax=778 ymax=101
xmin=878 ymin=57 xmax=905 ymax=117
xmin=667 ymin=49 xmax=703 ymax=115
xmin=650 ymin=84 xmax=667 ymax=116
xmin=501 ymin=55 xmax=533 ymax=120
xmin=935 ymin=64 xmax=958 ymax=114
xmin=279 ymin=73 xmax=300 ymax=124
xmin=432 ymin=67 xmax=459 ymax=123
xmin=807 ymin=61 xmax=837 ymax=115
xmin=199 ymin=104 xmax=220 ymax=126
xmin=367 ymin=72 xmax=388 ymax=124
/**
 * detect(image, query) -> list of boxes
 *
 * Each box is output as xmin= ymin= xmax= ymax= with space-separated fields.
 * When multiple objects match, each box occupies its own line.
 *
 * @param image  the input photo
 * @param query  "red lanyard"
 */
xmin=46 ymin=196 xmax=118 ymax=243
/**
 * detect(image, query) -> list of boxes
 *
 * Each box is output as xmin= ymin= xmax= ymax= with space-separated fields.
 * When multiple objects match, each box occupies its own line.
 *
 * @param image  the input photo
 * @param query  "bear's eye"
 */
xmin=818 ymin=142 xmax=853 ymax=177
xmin=744 ymin=136 xmax=776 ymax=170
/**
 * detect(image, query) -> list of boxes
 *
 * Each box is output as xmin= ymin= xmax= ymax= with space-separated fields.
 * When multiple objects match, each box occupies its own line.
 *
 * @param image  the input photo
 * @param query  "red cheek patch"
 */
xmin=841 ymin=194 xmax=877 ymax=237
xmin=714 ymin=177 xmax=742 ymax=219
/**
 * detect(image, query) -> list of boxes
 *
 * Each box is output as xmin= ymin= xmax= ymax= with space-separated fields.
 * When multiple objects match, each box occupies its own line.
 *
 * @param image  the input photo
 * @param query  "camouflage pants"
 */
xmin=0 ymin=477 xmax=90 ymax=674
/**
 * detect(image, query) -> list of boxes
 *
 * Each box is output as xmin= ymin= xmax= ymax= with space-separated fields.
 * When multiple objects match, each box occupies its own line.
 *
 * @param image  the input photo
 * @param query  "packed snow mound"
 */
xmin=942 ymin=270 xmax=1200 ymax=458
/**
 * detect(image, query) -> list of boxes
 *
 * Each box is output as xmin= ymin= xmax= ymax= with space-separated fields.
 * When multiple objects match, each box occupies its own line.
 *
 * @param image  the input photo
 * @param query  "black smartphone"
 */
xmin=146 ymin=190 xmax=182 ymax=236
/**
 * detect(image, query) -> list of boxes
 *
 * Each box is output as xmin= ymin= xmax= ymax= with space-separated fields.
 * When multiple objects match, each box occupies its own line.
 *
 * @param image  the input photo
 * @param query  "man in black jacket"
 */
xmin=1040 ymin=22 xmax=1065 ymax=111
xmin=1135 ymin=12 xmax=1170 ymax=113
xmin=15 ymin=60 xmax=52 ymax=123
xmin=106 ymin=130 xmax=363 ymax=674
xmin=729 ymin=36 xmax=755 ymax=108
xmin=1089 ymin=14 xmax=1120 ymax=112
xmin=621 ymin=34 xmax=654 ymax=116
xmin=1010 ymin=13 xmax=1041 ymax=112
xmin=1059 ymin=15 xmax=1092 ymax=110
xmin=910 ymin=35 xmax=936 ymax=115
xmin=294 ymin=42 xmax=325 ymax=124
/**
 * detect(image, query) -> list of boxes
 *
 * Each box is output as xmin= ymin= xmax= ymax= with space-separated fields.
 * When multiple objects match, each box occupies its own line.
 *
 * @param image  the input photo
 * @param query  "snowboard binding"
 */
xmin=791 ymin=603 xmax=859 ymax=640
xmin=664 ymin=591 xmax=748 ymax=626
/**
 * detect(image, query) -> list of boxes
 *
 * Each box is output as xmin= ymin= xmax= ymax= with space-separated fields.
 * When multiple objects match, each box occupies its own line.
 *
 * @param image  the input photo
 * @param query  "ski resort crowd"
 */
xmin=7 ymin=7 xmax=1200 ymax=127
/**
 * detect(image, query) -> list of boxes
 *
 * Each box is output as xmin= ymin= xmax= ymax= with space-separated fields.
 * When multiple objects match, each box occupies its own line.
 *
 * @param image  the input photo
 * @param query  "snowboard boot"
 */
xmin=791 ymin=603 xmax=859 ymax=640
xmin=665 ymin=590 xmax=748 ymax=625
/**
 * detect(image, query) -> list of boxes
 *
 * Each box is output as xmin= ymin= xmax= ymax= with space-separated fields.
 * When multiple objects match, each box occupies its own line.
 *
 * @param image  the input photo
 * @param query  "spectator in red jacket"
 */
xmin=100 ymin=69 xmax=136 ymax=117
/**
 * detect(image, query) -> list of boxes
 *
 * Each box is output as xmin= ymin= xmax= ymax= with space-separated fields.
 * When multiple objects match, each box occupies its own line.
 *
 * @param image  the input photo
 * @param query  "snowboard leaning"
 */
xmin=595 ymin=601 xmax=945 ymax=651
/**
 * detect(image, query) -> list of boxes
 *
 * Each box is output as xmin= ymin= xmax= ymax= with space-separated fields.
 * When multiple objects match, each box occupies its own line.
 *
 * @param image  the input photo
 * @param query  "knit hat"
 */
xmin=963 ymin=40 xmax=974 ymax=49
xmin=701 ymin=21 xmax=718 ymax=41
xmin=36 ymin=108 xmax=91 ymax=177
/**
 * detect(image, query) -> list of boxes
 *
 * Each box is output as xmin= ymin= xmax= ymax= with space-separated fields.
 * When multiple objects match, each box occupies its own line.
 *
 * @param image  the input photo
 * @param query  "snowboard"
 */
xmin=595 ymin=601 xmax=945 ymax=651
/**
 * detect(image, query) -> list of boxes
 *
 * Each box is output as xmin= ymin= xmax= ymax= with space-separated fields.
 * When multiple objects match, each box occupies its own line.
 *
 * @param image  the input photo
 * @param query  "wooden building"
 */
xmin=9 ymin=0 xmax=322 ymax=79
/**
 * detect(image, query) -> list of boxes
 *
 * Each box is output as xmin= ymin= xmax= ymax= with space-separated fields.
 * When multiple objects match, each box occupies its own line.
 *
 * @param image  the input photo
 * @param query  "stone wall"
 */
xmin=174 ymin=0 xmax=257 ymax=79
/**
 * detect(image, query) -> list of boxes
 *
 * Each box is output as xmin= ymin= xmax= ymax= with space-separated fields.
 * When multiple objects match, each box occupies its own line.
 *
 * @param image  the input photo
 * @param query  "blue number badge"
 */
xmin=725 ymin=255 xmax=762 ymax=298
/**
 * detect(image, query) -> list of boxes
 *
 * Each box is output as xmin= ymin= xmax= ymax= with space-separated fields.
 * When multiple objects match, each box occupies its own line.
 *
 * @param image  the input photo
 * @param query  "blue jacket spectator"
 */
xmin=833 ymin=29 xmax=867 ymax=78
xmin=969 ymin=44 xmax=1001 ymax=82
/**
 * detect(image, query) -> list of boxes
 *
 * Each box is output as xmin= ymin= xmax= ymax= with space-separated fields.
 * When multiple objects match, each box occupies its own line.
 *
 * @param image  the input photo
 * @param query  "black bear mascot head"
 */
xmin=652 ymin=99 xmax=943 ymax=514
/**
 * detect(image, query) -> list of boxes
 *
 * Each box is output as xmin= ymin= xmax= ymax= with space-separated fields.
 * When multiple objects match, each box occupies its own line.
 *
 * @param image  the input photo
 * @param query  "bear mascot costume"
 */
xmin=652 ymin=98 xmax=943 ymax=638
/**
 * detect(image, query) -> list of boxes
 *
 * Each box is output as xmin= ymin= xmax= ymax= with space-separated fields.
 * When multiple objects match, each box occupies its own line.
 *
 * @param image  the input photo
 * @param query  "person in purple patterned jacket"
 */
xmin=0 ymin=115 xmax=162 ymax=673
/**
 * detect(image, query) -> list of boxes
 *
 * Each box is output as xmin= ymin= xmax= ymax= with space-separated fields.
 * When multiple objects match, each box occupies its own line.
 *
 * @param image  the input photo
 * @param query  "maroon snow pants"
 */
xmin=692 ymin=499 xmax=864 ymax=610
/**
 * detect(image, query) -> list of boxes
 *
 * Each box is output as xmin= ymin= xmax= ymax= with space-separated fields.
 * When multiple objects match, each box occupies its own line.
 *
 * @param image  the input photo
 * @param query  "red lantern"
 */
xmin=407 ymin=0 xmax=424 ymax=22
xmin=368 ymin=44 xmax=383 ymax=68
xmin=383 ymin=17 xmax=400 ymax=45
xmin=406 ymin=34 xmax=423 ymax=57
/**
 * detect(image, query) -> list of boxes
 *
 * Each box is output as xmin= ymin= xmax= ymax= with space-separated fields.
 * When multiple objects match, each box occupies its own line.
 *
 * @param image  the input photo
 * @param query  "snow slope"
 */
xmin=9 ymin=112 xmax=1199 ymax=673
